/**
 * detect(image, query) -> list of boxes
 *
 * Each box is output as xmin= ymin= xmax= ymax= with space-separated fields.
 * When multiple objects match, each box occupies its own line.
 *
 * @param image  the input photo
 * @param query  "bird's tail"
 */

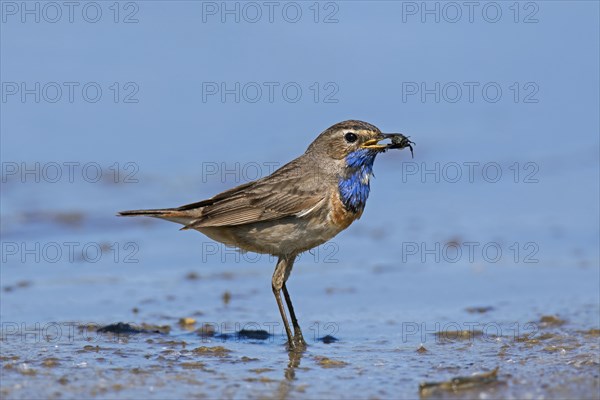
xmin=119 ymin=208 xmax=176 ymax=217
xmin=118 ymin=208 xmax=194 ymax=225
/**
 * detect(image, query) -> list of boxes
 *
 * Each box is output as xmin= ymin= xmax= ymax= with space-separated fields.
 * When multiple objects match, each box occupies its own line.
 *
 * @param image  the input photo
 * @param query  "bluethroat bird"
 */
xmin=119 ymin=120 xmax=414 ymax=350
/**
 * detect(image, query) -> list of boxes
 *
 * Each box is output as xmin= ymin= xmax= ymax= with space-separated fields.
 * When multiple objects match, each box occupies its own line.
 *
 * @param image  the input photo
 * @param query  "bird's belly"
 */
xmin=196 ymin=192 xmax=362 ymax=257
xmin=197 ymin=214 xmax=346 ymax=257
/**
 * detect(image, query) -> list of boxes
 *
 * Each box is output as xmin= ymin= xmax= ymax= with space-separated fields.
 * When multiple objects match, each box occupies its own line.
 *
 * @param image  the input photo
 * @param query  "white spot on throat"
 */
xmin=361 ymin=171 xmax=371 ymax=185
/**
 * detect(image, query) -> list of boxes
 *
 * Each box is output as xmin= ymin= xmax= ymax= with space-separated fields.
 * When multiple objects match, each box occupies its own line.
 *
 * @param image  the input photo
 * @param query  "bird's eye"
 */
xmin=344 ymin=132 xmax=358 ymax=143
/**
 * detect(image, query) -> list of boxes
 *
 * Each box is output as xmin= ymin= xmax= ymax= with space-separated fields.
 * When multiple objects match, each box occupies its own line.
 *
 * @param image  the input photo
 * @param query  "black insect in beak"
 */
xmin=383 ymin=133 xmax=415 ymax=158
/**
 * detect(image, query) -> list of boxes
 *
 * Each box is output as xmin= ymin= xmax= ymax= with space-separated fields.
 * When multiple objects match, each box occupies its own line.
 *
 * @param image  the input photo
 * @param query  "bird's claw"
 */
xmin=287 ymin=334 xmax=307 ymax=352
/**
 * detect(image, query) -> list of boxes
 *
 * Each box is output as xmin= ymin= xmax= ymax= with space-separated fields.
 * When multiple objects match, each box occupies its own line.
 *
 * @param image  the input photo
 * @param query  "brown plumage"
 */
xmin=119 ymin=120 xmax=414 ymax=350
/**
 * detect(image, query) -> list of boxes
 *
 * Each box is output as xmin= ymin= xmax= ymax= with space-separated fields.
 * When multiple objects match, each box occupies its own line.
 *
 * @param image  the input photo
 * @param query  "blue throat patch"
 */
xmin=338 ymin=149 xmax=377 ymax=213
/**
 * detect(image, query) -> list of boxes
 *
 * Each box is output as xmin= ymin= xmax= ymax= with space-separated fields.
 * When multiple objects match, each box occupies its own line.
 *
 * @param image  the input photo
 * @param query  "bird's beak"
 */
xmin=360 ymin=135 xmax=390 ymax=150
xmin=361 ymin=133 xmax=415 ymax=157
xmin=360 ymin=134 xmax=406 ymax=149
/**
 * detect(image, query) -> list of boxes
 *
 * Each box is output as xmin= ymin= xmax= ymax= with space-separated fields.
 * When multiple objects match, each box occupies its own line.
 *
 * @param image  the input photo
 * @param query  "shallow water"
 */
xmin=2 ymin=1 xmax=599 ymax=398
xmin=1 ymin=200 xmax=599 ymax=398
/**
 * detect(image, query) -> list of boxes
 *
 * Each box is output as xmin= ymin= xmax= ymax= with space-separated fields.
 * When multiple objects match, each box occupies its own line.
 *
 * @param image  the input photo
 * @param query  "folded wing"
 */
xmin=179 ymin=160 xmax=326 ymax=229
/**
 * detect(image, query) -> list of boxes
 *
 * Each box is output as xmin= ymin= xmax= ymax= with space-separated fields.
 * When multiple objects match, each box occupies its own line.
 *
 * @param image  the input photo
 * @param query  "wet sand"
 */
xmin=2 ymin=224 xmax=598 ymax=399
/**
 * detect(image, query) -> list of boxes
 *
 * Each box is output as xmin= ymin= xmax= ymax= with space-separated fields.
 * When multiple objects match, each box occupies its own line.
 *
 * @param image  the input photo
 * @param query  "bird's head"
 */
xmin=306 ymin=120 xmax=413 ymax=167
xmin=305 ymin=120 xmax=414 ymax=213
xmin=307 ymin=120 xmax=385 ymax=160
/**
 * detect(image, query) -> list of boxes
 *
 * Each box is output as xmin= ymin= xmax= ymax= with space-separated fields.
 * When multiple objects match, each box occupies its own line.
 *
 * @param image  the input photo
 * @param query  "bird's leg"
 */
xmin=282 ymin=255 xmax=306 ymax=348
xmin=282 ymin=283 xmax=306 ymax=348
xmin=272 ymin=257 xmax=295 ymax=349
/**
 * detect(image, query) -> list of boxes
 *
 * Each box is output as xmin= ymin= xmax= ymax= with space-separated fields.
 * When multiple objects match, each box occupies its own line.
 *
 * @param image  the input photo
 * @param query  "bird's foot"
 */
xmin=286 ymin=334 xmax=307 ymax=352
xmin=293 ymin=333 xmax=307 ymax=349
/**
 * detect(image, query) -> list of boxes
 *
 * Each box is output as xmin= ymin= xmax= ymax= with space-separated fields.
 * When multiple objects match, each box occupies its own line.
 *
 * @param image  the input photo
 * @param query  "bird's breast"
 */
xmin=329 ymin=189 xmax=364 ymax=231
xmin=337 ymin=168 xmax=372 ymax=214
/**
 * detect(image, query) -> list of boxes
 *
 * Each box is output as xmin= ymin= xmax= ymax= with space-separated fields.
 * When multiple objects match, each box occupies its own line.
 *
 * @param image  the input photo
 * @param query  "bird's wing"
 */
xmin=179 ymin=160 xmax=327 ymax=229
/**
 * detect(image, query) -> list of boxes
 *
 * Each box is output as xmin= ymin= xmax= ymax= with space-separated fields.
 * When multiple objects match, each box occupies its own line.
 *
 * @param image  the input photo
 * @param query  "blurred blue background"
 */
xmin=1 ymin=3 xmax=599 ymax=398
xmin=1 ymin=1 xmax=598 ymax=319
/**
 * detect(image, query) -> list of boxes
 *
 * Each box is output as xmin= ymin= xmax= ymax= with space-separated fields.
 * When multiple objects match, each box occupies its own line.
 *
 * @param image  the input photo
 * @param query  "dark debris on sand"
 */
xmin=97 ymin=322 xmax=170 ymax=335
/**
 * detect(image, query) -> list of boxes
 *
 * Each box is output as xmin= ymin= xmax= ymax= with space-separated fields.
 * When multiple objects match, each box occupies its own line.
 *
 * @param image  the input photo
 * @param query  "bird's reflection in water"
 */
xmin=275 ymin=349 xmax=305 ymax=400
